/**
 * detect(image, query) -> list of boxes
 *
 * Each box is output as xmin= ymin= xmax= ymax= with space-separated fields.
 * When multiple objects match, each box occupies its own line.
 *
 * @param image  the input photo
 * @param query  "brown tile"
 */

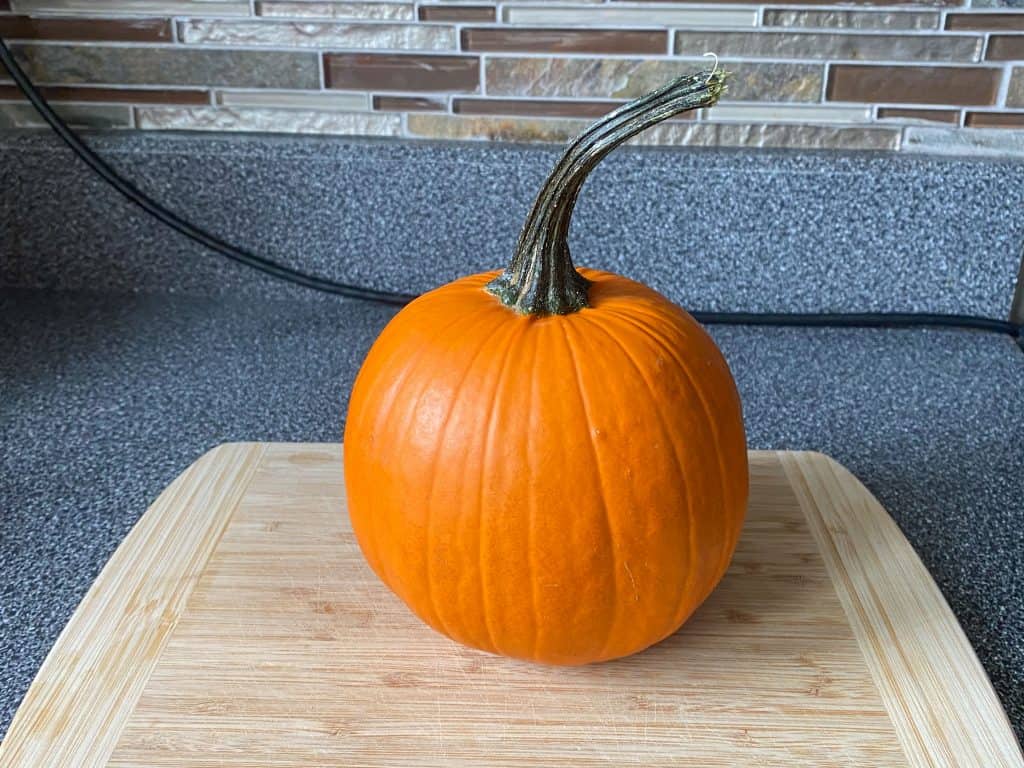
xmin=0 ymin=84 xmax=209 ymax=104
xmin=0 ymin=84 xmax=27 ymax=100
xmin=965 ymin=111 xmax=1024 ymax=127
xmin=827 ymin=64 xmax=1000 ymax=106
xmin=419 ymin=5 xmax=494 ymax=22
xmin=946 ymin=13 xmax=1024 ymax=31
xmin=676 ymin=30 xmax=980 ymax=62
xmin=11 ymin=44 xmax=319 ymax=88
xmin=486 ymin=57 xmax=822 ymax=103
xmin=877 ymin=106 xmax=960 ymax=124
xmin=0 ymin=102 xmax=131 ymax=129
xmin=0 ymin=16 xmax=171 ymax=42
xmin=504 ymin=7 xmax=753 ymax=26
xmin=986 ymin=35 xmax=1024 ymax=60
xmin=462 ymin=28 xmax=666 ymax=54
xmin=373 ymin=94 xmax=445 ymax=111
xmin=325 ymin=53 xmax=479 ymax=92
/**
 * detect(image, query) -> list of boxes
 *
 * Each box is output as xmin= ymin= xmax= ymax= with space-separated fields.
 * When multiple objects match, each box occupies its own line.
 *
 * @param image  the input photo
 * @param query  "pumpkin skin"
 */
xmin=343 ymin=268 xmax=748 ymax=665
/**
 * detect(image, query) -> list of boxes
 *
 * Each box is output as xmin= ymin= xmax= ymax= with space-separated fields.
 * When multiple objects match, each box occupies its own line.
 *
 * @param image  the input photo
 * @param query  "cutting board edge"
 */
xmin=0 ymin=442 xmax=267 ymax=768
xmin=781 ymin=450 xmax=1023 ymax=768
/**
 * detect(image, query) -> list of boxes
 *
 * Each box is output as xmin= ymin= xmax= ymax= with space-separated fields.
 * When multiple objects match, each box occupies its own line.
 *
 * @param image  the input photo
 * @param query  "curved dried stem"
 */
xmin=486 ymin=68 xmax=728 ymax=316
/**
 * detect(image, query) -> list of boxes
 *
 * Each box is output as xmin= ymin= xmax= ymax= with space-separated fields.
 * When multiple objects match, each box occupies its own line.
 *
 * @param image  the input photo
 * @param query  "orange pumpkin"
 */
xmin=344 ymin=69 xmax=747 ymax=665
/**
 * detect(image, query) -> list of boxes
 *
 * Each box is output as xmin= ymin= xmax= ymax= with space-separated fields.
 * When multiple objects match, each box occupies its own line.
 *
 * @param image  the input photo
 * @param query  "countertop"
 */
xmin=2 ymin=286 xmax=1022 ymax=742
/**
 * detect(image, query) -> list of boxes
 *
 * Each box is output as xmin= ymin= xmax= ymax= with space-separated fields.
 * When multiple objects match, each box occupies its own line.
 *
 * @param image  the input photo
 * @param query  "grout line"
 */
xmin=0 ymin=83 xmax=993 ymax=117
xmin=18 ymin=11 xmax=251 ymax=21
xmin=821 ymin=60 xmax=830 ymax=103
xmin=0 ymin=76 xmax=996 ymax=116
xmin=479 ymin=52 xmax=486 ymax=95
xmin=980 ymin=32 xmax=989 ymax=61
xmin=13 ymin=2 xmax=1024 ymax=19
xmin=6 ymin=39 xmax=1007 ymax=70
xmin=14 ymin=18 xmax=1003 ymax=39
xmin=318 ymin=52 xmax=327 ymax=90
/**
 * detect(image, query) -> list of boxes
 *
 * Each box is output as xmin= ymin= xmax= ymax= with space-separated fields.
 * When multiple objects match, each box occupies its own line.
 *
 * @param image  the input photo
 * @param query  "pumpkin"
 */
xmin=344 ymin=69 xmax=748 ymax=665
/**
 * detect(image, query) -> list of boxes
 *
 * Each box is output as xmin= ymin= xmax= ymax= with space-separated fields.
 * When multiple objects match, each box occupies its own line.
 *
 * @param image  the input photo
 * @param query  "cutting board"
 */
xmin=1 ymin=444 xmax=1020 ymax=768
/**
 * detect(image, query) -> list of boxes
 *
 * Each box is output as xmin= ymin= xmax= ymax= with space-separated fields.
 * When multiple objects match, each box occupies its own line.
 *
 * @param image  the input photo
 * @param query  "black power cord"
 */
xmin=1 ymin=36 xmax=1020 ymax=340
xmin=0 ymin=37 xmax=413 ymax=306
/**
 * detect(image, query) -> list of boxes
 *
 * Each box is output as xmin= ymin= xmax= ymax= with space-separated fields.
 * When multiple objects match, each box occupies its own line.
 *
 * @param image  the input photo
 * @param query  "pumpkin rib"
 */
xmin=595 ymin=312 xmax=704 ymax=630
xmin=609 ymin=308 xmax=742 ymax=605
xmin=364 ymin=303 xmax=491 ymax=611
xmin=476 ymin=317 xmax=530 ymax=657
xmin=604 ymin=310 xmax=725 ymax=608
xmin=560 ymin=320 xmax=621 ymax=660
xmin=664 ymin=316 xmax=741 ymax=587
xmin=583 ymin=312 xmax=696 ymax=646
xmin=420 ymin=306 xmax=506 ymax=642
xmin=350 ymin=305 xmax=470 ymax=587
xmin=643 ymin=311 xmax=743 ymax=588
xmin=525 ymin=321 xmax=543 ymax=660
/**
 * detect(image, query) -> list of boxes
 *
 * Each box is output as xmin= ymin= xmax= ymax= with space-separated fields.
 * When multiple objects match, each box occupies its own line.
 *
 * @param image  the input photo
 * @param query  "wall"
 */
xmin=1 ymin=0 xmax=1024 ymax=154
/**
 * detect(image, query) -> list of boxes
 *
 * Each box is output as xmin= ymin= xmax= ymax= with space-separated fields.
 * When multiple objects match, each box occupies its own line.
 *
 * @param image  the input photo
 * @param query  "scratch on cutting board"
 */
xmin=739 ymin=728 xmax=770 ymax=768
xmin=674 ymin=690 xmax=696 ymax=746
xmin=434 ymin=698 xmax=449 ymax=761
xmin=835 ymin=740 xmax=859 ymax=768
xmin=642 ymin=698 xmax=649 ymax=746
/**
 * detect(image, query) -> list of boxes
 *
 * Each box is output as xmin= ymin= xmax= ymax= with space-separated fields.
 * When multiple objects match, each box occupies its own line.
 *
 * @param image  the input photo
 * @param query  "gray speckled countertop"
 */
xmin=1 ymin=286 xmax=1022 ymax=743
xmin=4 ymin=132 xmax=1024 ymax=316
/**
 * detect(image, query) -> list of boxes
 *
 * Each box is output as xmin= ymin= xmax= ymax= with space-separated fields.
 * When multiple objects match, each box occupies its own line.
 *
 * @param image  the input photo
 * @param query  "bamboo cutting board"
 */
xmin=1 ymin=444 xmax=1020 ymax=768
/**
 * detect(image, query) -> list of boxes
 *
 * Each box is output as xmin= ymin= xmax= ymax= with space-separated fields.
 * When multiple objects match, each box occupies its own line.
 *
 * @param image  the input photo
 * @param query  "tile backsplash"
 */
xmin=1 ymin=0 xmax=1024 ymax=152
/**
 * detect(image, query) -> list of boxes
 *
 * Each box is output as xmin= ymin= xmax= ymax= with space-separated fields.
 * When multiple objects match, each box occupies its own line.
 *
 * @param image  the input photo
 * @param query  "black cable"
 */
xmin=695 ymin=311 xmax=1018 ymax=336
xmin=0 ymin=37 xmax=414 ymax=306
xmin=1 ymin=36 xmax=1020 ymax=341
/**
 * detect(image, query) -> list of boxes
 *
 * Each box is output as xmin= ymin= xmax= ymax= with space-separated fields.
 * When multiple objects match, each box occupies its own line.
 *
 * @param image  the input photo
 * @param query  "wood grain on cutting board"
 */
xmin=0 ymin=444 xmax=1019 ymax=767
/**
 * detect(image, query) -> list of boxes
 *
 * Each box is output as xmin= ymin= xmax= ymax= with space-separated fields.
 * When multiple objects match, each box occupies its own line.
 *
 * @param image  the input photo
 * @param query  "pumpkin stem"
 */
xmin=486 ymin=68 xmax=729 ymax=316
